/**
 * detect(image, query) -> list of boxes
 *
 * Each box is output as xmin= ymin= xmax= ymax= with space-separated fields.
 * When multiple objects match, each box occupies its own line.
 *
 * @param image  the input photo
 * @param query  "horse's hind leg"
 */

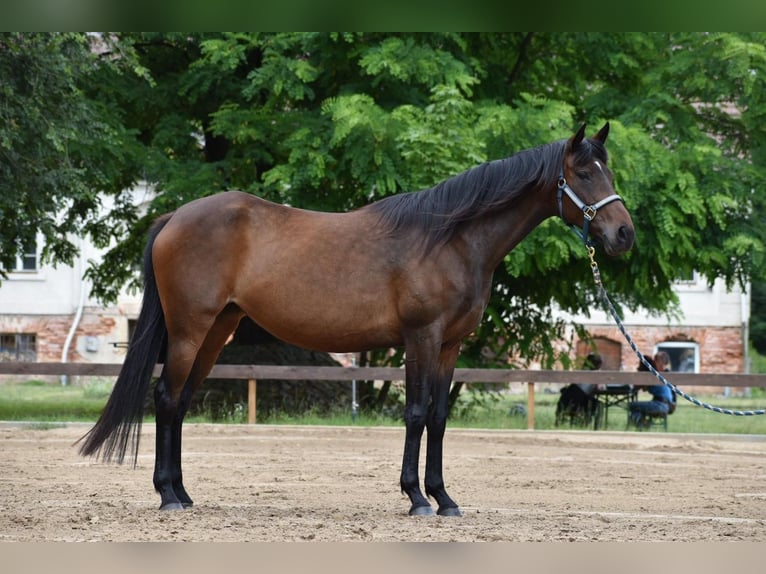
xmin=165 ymin=378 xmax=196 ymax=508
xmin=154 ymin=306 xmax=243 ymax=510
xmin=153 ymin=373 xmax=188 ymax=510
xmin=153 ymin=336 xmax=199 ymax=511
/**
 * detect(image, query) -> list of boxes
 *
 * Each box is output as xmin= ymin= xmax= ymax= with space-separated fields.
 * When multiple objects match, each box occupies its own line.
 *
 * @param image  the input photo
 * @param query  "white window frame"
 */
xmin=4 ymin=238 xmax=41 ymax=278
xmin=653 ymin=341 xmax=700 ymax=373
xmin=673 ymin=270 xmax=712 ymax=293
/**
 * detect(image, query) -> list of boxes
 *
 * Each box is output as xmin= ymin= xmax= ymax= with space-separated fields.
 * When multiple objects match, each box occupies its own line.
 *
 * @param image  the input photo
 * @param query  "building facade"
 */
xmin=565 ymin=272 xmax=749 ymax=393
xmin=0 ymin=185 xmax=151 ymax=378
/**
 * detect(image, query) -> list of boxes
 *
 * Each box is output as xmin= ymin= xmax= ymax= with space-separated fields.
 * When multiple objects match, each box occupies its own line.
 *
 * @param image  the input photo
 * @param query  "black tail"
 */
xmin=77 ymin=214 xmax=172 ymax=465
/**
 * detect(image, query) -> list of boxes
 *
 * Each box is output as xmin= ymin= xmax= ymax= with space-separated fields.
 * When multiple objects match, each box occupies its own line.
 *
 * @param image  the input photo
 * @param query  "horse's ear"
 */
xmin=568 ymin=123 xmax=587 ymax=150
xmin=593 ymin=122 xmax=610 ymax=144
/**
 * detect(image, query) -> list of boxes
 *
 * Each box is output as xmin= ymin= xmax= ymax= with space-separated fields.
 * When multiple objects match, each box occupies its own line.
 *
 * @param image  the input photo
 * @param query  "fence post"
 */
xmin=526 ymin=382 xmax=535 ymax=430
xmin=248 ymin=379 xmax=257 ymax=424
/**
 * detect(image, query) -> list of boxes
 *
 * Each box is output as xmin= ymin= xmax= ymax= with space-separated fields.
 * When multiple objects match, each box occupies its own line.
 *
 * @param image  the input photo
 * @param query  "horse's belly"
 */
xmin=259 ymin=318 xmax=402 ymax=353
xmin=238 ymin=295 xmax=403 ymax=353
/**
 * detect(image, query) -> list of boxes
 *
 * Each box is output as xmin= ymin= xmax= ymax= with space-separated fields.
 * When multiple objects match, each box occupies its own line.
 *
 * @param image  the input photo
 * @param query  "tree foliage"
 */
xmin=4 ymin=32 xmax=766 ymax=368
xmin=0 ymin=33 xmax=144 ymax=275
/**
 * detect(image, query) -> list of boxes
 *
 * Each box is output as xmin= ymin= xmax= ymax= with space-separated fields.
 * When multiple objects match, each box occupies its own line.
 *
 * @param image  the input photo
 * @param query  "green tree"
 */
xmin=4 ymin=32 xmax=766 ymax=378
xmin=0 ymin=33 xmax=144 ymax=276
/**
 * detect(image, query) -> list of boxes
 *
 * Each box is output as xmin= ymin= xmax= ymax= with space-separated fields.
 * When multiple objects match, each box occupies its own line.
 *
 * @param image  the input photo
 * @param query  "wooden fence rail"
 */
xmin=1 ymin=362 xmax=764 ymax=428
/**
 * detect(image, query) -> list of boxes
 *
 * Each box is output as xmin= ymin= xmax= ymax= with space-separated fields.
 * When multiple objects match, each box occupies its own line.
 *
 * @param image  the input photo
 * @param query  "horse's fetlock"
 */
xmin=425 ymin=482 xmax=444 ymax=498
xmin=400 ymin=478 xmax=418 ymax=494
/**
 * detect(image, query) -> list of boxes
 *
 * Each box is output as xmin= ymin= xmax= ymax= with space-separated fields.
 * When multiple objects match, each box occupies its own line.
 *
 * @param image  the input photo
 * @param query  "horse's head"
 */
xmin=558 ymin=123 xmax=634 ymax=256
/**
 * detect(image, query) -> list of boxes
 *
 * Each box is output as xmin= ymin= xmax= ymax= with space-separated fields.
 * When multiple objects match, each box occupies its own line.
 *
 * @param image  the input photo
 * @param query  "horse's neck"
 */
xmin=462 ymin=186 xmax=556 ymax=273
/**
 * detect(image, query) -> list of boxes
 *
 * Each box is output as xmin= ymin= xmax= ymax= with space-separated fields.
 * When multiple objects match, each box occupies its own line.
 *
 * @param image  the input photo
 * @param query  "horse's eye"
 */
xmin=576 ymin=171 xmax=591 ymax=181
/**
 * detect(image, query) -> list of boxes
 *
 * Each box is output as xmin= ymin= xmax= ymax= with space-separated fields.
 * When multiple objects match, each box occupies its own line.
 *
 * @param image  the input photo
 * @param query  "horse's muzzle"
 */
xmin=603 ymin=223 xmax=635 ymax=256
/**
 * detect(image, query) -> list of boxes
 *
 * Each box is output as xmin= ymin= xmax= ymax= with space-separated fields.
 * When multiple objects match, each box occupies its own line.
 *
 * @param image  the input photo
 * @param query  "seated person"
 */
xmin=556 ymin=384 xmax=599 ymax=426
xmin=555 ymin=352 xmax=602 ymax=427
xmin=654 ymin=351 xmax=670 ymax=372
xmin=628 ymin=357 xmax=676 ymax=429
xmin=576 ymin=352 xmax=602 ymax=396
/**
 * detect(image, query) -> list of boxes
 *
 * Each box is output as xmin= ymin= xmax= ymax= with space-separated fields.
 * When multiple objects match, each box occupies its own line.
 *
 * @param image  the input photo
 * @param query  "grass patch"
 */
xmin=0 ymin=379 xmax=114 ymax=422
xmin=1 ymin=379 xmax=765 ymax=435
xmin=664 ymin=395 xmax=766 ymax=434
xmin=497 ymin=391 xmax=766 ymax=434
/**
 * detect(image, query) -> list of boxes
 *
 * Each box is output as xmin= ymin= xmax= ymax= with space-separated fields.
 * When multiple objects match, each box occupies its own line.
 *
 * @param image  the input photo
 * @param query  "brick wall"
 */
xmin=578 ymin=324 xmax=745 ymax=394
xmin=581 ymin=325 xmax=744 ymax=373
xmin=0 ymin=307 xmax=130 ymax=365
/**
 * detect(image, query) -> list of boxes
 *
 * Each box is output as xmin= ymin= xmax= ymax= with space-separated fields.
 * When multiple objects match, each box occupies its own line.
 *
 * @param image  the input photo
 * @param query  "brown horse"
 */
xmin=78 ymin=123 xmax=634 ymax=516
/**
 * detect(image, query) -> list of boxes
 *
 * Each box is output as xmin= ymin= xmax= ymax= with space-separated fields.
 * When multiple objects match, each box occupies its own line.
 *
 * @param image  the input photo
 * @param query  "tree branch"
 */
xmin=507 ymin=32 xmax=534 ymax=88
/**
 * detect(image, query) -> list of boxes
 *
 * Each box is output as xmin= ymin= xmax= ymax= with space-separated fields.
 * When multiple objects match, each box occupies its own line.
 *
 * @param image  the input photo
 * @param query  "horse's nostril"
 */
xmin=618 ymin=225 xmax=626 ymax=240
xmin=617 ymin=224 xmax=634 ymax=247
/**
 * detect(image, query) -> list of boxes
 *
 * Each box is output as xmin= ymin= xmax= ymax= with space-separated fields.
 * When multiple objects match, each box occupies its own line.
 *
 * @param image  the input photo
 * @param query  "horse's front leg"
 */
xmin=425 ymin=403 xmax=461 ymax=515
xmin=400 ymin=334 xmax=438 ymax=516
xmin=424 ymin=345 xmax=461 ymax=516
xmin=401 ymin=385 xmax=433 ymax=515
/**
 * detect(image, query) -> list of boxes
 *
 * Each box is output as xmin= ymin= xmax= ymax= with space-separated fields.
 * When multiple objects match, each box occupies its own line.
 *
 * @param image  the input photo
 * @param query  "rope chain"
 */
xmin=586 ymin=245 xmax=765 ymax=417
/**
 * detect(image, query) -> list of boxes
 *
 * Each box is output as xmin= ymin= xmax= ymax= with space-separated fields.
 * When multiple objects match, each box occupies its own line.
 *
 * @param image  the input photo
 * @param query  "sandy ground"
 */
xmin=1 ymin=423 xmax=765 ymax=542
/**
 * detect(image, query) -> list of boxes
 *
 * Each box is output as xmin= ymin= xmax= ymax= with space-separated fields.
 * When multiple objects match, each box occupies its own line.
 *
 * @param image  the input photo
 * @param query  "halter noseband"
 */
xmin=557 ymin=170 xmax=623 ymax=246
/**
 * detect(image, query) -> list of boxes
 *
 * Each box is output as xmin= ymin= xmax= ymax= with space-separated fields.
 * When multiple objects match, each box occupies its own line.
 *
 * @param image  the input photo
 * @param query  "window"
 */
xmin=654 ymin=341 xmax=699 ymax=373
xmin=7 ymin=239 xmax=38 ymax=273
xmin=0 ymin=333 xmax=37 ymax=362
xmin=674 ymin=269 xmax=697 ymax=284
xmin=673 ymin=270 xmax=712 ymax=293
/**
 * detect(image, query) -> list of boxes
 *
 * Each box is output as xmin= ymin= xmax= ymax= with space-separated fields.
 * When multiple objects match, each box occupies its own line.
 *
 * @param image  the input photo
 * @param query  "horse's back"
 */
xmin=161 ymin=190 xmax=288 ymax=231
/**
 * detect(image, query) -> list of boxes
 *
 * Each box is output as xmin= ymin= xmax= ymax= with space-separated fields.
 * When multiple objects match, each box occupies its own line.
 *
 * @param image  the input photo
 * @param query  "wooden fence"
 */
xmin=1 ymin=362 xmax=764 ymax=429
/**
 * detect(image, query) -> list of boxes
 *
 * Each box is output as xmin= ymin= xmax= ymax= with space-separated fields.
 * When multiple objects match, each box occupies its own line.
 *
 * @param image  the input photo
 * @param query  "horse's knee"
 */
xmin=428 ymin=407 xmax=448 ymax=427
xmin=404 ymin=404 xmax=428 ymax=429
xmin=426 ymin=401 xmax=448 ymax=433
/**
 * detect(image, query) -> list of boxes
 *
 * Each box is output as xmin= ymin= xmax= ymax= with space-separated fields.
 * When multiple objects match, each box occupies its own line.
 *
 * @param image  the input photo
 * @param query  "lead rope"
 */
xmin=586 ymin=245 xmax=766 ymax=416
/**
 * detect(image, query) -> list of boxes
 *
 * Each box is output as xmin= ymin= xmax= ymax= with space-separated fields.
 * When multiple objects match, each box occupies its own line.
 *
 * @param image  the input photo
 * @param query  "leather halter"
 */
xmin=557 ymin=170 xmax=623 ymax=246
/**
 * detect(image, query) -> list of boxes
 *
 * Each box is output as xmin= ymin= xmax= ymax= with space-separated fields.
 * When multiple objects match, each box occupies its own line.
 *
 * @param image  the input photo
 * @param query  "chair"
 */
xmin=632 ymin=411 xmax=668 ymax=431
xmin=627 ymin=391 xmax=675 ymax=431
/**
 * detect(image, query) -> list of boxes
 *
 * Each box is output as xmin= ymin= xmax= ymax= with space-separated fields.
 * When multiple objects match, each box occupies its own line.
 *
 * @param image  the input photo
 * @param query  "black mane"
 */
xmin=366 ymin=137 xmax=606 ymax=250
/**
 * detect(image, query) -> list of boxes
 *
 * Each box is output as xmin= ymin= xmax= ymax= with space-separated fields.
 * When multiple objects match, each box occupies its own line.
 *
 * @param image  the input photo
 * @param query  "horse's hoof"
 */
xmin=409 ymin=504 xmax=435 ymax=517
xmin=181 ymin=502 xmax=193 ymax=509
xmin=437 ymin=506 xmax=462 ymax=517
xmin=159 ymin=501 xmax=185 ymax=511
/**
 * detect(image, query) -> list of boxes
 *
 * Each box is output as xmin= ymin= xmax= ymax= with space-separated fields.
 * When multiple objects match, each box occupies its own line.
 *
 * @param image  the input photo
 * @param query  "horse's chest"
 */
xmin=452 ymin=296 xmax=488 ymax=332
xmin=438 ymin=282 xmax=491 ymax=340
